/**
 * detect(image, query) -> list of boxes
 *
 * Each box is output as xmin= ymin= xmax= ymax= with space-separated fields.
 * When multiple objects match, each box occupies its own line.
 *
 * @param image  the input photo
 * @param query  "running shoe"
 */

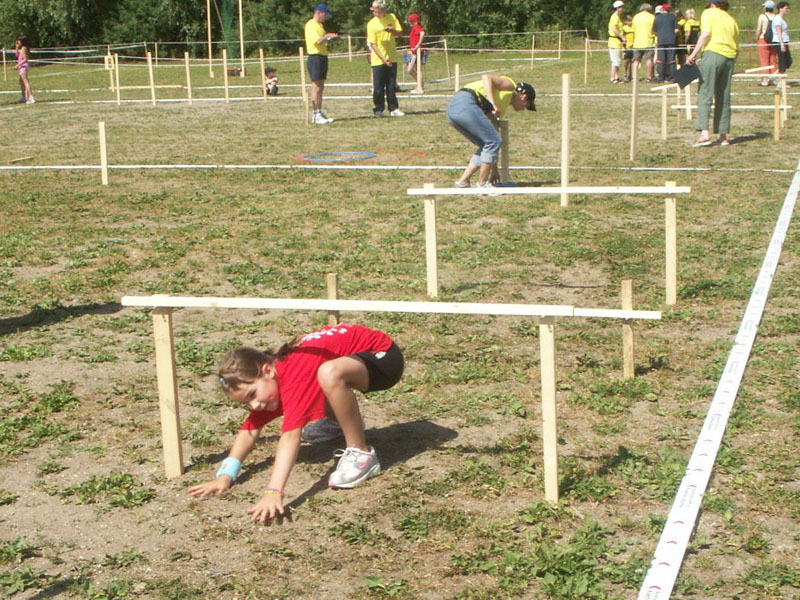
xmin=389 ymin=109 xmax=405 ymax=117
xmin=301 ymin=417 xmax=343 ymax=443
xmin=328 ymin=446 xmax=381 ymax=488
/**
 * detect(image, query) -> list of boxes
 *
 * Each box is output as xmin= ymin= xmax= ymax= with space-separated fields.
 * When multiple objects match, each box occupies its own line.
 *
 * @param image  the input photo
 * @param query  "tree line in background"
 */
xmin=1 ymin=0 xmax=708 ymax=54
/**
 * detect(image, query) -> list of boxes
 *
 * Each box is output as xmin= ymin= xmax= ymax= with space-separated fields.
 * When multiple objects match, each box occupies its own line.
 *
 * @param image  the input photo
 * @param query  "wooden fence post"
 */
xmin=152 ymin=308 xmax=184 ymax=479
xmin=423 ymin=183 xmax=439 ymax=298
xmin=539 ymin=316 xmax=559 ymax=505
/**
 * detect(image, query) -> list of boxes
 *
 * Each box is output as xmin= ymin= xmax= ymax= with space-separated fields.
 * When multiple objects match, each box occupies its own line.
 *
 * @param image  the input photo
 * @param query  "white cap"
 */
xmin=613 ymin=0 xmax=625 ymax=7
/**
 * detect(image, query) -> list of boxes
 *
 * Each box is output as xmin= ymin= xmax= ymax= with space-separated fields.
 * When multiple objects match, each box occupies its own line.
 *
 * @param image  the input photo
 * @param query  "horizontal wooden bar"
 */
xmin=120 ymin=295 xmax=661 ymax=320
xmin=407 ymin=185 xmax=691 ymax=196
xmin=672 ymin=104 xmax=791 ymax=110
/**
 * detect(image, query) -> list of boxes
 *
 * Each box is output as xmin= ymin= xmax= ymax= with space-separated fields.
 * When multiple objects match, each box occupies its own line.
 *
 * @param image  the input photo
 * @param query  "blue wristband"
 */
xmin=216 ymin=457 xmax=242 ymax=481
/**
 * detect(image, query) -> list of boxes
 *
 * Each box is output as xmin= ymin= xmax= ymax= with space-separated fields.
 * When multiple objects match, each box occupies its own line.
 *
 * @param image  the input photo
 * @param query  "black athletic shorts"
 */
xmin=353 ymin=342 xmax=404 ymax=392
xmin=307 ymin=54 xmax=328 ymax=81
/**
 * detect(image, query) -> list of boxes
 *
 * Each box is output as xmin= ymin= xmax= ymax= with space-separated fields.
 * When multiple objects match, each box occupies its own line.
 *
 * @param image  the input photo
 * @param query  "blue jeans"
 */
xmin=446 ymin=91 xmax=501 ymax=166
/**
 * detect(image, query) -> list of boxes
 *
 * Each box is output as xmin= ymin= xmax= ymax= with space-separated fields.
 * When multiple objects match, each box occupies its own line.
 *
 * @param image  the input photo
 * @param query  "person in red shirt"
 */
xmin=404 ymin=13 xmax=426 ymax=92
xmin=188 ymin=324 xmax=404 ymax=523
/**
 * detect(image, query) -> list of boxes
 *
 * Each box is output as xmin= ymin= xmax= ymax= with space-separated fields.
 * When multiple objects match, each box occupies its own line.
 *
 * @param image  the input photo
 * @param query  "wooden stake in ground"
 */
xmin=530 ymin=34 xmax=536 ymax=69
xmin=300 ymin=47 xmax=309 ymax=124
xmin=238 ymin=0 xmax=246 ymax=76
xmin=561 ymin=73 xmax=570 ymax=207
xmin=327 ymin=273 xmax=340 ymax=326
xmin=2 ymin=47 xmax=6 ymax=82
xmin=454 ymin=63 xmax=460 ymax=92
xmin=629 ymin=63 xmax=639 ymax=161
xmin=146 ymin=51 xmax=156 ymax=106
xmin=114 ymin=54 xmax=120 ymax=105
xmin=184 ymin=52 xmax=193 ymax=105
xmin=152 ymin=308 xmax=184 ymax=479
xmin=665 ymin=181 xmax=677 ymax=307
xmin=539 ymin=316 xmax=559 ymax=504
xmin=106 ymin=50 xmax=114 ymax=91
xmin=443 ymin=38 xmax=451 ymax=83
xmin=558 ymin=30 xmax=562 ymax=60
xmin=661 ymin=88 xmax=668 ymax=140
xmin=98 ymin=121 xmax=109 ymax=186
xmin=222 ymin=48 xmax=230 ymax=103
xmin=499 ymin=120 xmax=510 ymax=184
xmin=621 ymin=280 xmax=635 ymax=378
xmin=414 ymin=46 xmax=423 ymax=92
xmin=584 ymin=37 xmax=589 ymax=84
xmin=206 ymin=0 xmax=214 ymax=78
xmin=684 ymin=84 xmax=692 ymax=120
xmin=259 ymin=48 xmax=267 ymax=101
xmin=423 ymin=183 xmax=439 ymax=298
xmin=774 ymin=87 xmax=781 ymax=141
xmin=348 ymin=35 xmax=352 ymax=61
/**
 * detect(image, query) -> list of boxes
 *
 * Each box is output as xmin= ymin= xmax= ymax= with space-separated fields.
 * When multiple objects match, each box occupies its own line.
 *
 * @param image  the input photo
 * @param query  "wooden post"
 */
xmin=154 ymin=42 xmax=159 ymax=67
xmin=327 ymin=273 xmax=340 ymax=325
xmin=584 ymin=37 xmax=589 ymax=85
xmin=675 ymin=84 xmax=682 ymax=126
xmin=684 ymin=84 xmax=691 ymax=120
xmin=348 ymin=35 xmax=353 ymax=61
xmin=530 ymin=34 xmax=536 ymax=69
xmin=107 ymin=52 xmax=115 ymax=91
xmin=443 ymin=38 xmax=451 ymax=83
xmin=558 ymin=31 xmax=562 ymax=60
xmin=423 ymin=183 xmax=439 ymax=298
xmin=621 ymin=280 xmax=634 ymax=379
xmin=499 ymin=120 xmax=510 ymax=184
xmin=415 ymin=46 xmax=423 ymax=92
xmin=781 ymin=78 xmax=788 ymax=126
xmin=560 ymin=73 xmax=570 ymax=207
xmin=146 ymin=51 xmax=156 ymax=106
xmin=665 ymin=181 xmax=677 ymax=307
xmin=184 ymin=52 xmax=193 ymax=105
xmin=2 ymin=47 xmax=6 ymax=82
xmin=539 ymin=316 xmax=559 ymax=505
xmin=222 ymin=48 xmax=230 ymax=103
xmin=98 ymin=121 xmax=109 ymax=186
xmin=259 ymin=48 xmax=267 ymax=101
xmin=661 ymin=88 xmax=668 ymax=140
xmin=206 ymin=0 xmax=214 ymax=78
xmin=300 ymin=47 xmax=309 ymax=125
xmin=114 ymin=54 xmax=121 ymax=106
xmin=630 ymin=63 xmax=639 ymax=161
xmin=238 ymin=0 xmax=246 ymax=76
xmin=152 ymin=308 xmax=184 ymax=479
xmin=454 ymin=63 xmax=460 ymax=92
xmin=774 ymin=87 xmax=781 ymax=141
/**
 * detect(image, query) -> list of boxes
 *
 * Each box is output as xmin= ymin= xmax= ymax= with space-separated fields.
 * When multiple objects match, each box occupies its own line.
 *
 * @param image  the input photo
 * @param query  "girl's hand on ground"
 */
xmin=187 ymin=476 xmax=231 ymax=497
xmin=247 ymin=494 xmax=284 ymax=523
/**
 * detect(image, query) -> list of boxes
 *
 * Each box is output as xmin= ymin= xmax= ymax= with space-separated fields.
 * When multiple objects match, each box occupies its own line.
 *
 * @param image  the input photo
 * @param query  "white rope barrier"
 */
xmin=637 ymin=160 xmax=800 ymax=600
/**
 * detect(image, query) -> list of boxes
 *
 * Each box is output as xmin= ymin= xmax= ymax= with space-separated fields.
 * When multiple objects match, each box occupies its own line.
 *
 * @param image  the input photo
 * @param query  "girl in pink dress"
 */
xmin=15 ymin=36 xmax=35 ymax=104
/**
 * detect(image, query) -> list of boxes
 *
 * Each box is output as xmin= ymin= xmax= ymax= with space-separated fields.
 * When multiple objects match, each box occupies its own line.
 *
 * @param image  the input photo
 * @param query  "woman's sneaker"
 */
xmin=301 ymin=417 xmax=343 ymax=443
xmin=328 ymin=447 xmax=381 ymax=488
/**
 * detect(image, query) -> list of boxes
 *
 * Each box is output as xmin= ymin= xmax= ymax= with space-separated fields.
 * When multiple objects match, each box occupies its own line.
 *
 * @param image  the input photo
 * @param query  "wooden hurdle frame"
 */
xmin=407 ymin=183 xmax=690 ymax=305
xmin=120 ymin=293 xmax=661 ymax=504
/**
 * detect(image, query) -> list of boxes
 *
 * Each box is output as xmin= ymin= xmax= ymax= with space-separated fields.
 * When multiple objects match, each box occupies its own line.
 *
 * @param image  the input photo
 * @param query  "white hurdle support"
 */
xmin=120 ymin=293 xmax=661 ymax=504
xmin=146 ymin=51 xmax=156 ymax=106
xmin=409 ymin=183 xmax=690 ymax=306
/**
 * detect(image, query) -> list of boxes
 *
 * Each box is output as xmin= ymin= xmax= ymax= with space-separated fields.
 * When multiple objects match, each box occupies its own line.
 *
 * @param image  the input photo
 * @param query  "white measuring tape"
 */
xmin=637 ymin=160 xmax=800 ymax=600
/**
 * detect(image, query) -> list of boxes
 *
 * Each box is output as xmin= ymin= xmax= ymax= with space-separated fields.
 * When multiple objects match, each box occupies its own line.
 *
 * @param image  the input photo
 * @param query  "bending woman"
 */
xmin=447 ymin=74 xmax=536 ymax=188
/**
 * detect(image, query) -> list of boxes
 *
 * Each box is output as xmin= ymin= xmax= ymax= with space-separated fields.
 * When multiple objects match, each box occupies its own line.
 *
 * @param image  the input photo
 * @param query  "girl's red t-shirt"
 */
xmin=239 ymin=324 xmax=393 ymax=432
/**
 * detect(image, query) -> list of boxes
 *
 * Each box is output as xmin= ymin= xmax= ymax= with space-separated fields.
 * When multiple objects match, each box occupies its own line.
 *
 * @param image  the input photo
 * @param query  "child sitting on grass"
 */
xmin=264 ymin=66 xmax=278 ymax=95
xmin=187 ymin=324 xmax=404 ymax=523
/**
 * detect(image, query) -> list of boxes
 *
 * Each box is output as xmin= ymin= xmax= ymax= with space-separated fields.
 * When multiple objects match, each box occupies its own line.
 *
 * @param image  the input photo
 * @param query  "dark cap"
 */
xmin=314 ymin=3 xmax=332 ymax=18
xmin=516 ymin=81 xmax=536 ymax=111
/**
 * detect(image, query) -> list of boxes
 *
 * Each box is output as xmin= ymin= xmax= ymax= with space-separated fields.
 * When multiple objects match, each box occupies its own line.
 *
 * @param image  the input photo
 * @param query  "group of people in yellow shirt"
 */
xmin=609 ymin=2 xmax=700 ymax=84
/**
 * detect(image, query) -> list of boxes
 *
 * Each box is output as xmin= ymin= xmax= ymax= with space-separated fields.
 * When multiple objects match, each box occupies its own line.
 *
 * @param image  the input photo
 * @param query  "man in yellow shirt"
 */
xmin=631 ymin=3 xmax=656 ymax=82
xmin=367 ymin=0 xmax=404 ymax=117
xmin=686 ymin=0 xmax=739 ymax=146
xmin=608 ymin=1 xmax=626 ymax=83
xmin=304 ymin=4 xmax=339 ymax=124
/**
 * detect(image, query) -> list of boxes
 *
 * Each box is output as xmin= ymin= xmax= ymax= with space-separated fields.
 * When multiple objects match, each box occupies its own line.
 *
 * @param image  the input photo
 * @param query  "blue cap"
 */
xmin=315 ymin=3 xmax=332 ymax=17
xmin=763 ymin=0 xmax=775 ymax=8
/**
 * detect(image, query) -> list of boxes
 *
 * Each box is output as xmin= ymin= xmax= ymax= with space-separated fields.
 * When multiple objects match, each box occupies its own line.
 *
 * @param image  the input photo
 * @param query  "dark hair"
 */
xmin=777 ymin=1 xmax=790 ymax=9
xmin=15 ymin=36 xmax=30 ymax=50
xmin=712 ymin=0 xmax=730 ymax=10
xmin=265 ymin=66 xmax=276 ymax=73
xmin=217 ymin=339 xmax=298 ymax=391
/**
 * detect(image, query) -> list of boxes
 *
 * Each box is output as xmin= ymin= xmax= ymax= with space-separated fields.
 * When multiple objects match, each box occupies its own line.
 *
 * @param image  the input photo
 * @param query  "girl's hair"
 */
xmin=15 ymin=36 xmax=29 ymax=49
xmin=218 ymin=339 xmax=299 ymax=391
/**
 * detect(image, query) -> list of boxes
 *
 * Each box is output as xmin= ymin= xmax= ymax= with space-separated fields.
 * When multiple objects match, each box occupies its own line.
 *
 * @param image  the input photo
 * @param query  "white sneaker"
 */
xmin=302 ymin=417 xmax=343 ymax=443
xmin=328 ymin=447 xmax=381 ymax=488
xmin=454 ymin=181 xmax=471 ymax=188
xmin=312 ymin=113 xmax=331 ymax=124
xmin=319 ymin=113 xmax=334 ymax=123
xmin=410 ymin=88 xmax=424 ymax=94
xmin=389 ymin=109 xmax=405 ymax=117
xmin=26 ymin=97 xmax=35 ymax=105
